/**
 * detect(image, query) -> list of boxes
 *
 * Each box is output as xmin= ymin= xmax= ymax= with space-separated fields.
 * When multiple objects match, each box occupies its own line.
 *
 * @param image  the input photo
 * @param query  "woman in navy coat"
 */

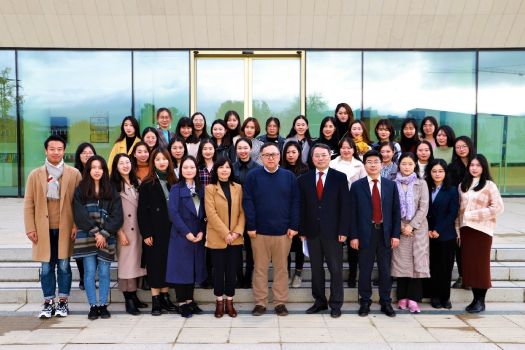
xmin=425 ymin=159 xmax=459 ymax=309
xmin=166 ymin=155 xmax=207 ymax=318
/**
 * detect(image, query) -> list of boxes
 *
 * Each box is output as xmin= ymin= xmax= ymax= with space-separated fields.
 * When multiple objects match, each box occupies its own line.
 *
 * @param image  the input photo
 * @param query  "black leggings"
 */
xmin=212 ymin=245 xmax=242 ymax=297
xmin=174 ymin=284 xmax=194 ymax=303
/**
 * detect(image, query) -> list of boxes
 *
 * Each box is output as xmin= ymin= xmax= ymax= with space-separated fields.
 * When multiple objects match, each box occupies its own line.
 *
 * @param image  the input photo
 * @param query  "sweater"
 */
xmin=243 ymin=167 xmax=300 ymax=235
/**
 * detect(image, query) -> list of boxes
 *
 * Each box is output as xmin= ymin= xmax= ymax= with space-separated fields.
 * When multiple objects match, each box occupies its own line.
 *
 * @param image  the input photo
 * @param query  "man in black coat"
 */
xmin=298 ymin=143 xmax=350 ymax=318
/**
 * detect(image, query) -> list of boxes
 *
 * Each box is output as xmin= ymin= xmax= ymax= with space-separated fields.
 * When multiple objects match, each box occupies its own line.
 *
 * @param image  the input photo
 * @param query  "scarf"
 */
xmin=155 ymin=170 xmax=170 ymax=202
xmin=395 ymin=172 xmax=418 ymax=221
xmin=45 ymin=159 xmax=64 ymax=200
xmin=354 ymin=136 xmax=369 ymax=155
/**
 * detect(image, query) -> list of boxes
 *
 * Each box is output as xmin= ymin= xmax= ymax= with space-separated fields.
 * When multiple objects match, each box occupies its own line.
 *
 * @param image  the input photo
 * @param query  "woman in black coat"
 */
xmin=137 ymin=148 xmax=178 ymax=316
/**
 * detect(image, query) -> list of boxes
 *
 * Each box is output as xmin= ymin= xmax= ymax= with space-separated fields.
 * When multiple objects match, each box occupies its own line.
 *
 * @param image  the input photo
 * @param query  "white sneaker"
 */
xmin=55 ymin=299 xmax=69 ymax=317
xmin=291 ymin=274 xmax=302 ymax=288
xmin=38 ymin=300 xmax=55 ymax=319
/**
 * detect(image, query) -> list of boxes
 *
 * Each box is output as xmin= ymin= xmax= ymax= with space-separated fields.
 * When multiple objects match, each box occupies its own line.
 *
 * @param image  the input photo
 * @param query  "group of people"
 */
xmin=23 ymin=104 xmax=504 ymax=321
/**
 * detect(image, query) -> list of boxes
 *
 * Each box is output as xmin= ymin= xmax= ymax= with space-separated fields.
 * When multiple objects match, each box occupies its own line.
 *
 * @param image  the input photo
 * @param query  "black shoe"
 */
xmin=431 ymin=298 xmax=442 ymax=309
xmin=380 ymin=303 xmax=396 ymax=317
xmin=124 ymin=293 xmax=141 ymax=316
xmin=131 ymin=291 xmax=148 ymax=309
xmin=465 ymin=298 xmax=477 ymax=312
xmin=151 ymin=295 xmax=162 ymax=316
xmin=252 ymin=305 xmax=266 ymax=316
xmin=466 ymin=298 xmax=485 ymax=313
xmin=180 ymin=303 xmax=193 ymax=318
xmin=441 ymin=300 xmax=452 ymax=309
xmin=274 ymin=304 xmax=289 ymax=316
xmin=358 ymin=300 xmax=371 ymax=317
xmin=160 ymin=292 xmax=177 ymax=313
xmin=78 ymin=281 xmax=85 ymax=291
xmin=88 ymin=305 xmax=99 ymax=320
xmin=188 ymin=301 xmax=203 ymax=315
xmin=98 ymin=304 xmax=111 ymax=319
xmin=306 ymin=303 xmax=328 ymax=314
xmin=330 ymin=308 xmax=342 ymax=318
xmin=452 ymin=276 xmax=463 ymax=289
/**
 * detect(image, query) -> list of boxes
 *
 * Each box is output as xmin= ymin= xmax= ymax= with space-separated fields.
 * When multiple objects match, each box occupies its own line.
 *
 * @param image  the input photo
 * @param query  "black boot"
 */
xmin=151 ymin=295 xmax=162 ymax=316
xmin=131 ymin=291 xmax=148 ymax=308
xmin=160 ymin=292 xmax=177 ymax=313
xmin=124 ymin=292 xmax=140 ymax=316
xmin=466 ymin=297 xmax=485 ymax=313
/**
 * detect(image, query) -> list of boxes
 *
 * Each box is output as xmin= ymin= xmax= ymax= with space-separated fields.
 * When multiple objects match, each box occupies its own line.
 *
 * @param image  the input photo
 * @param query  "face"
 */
xmin=236 ymin=141 xmax=251 ymax=161
xmin=89 ymin=160 xmax=103 ymax=181
xmin=157 ymin=110 xmax=172 ymax=129
xmin=403 ymin=123 xmax=416 ymax=138
xmin=380 ymin=146 xmax=394 ymax=163
xmin=143 ymin=131 xmax=157 ymax=148
xmin=431 ymin=164 xmax=446 ymax=184
xmin=416 ymin=143 xmax=431 ymax=162
xmin=227 ymin=115 xmax=239 ymax=130
xmin=117 ymin=156 xmax=132 ymax=176
xmin=201 ymin=142 xmax=215 ymax=160
xmin=336 ymin=107 xmax=349 ymax=123
xmin=422 ymin=120 xmax=435 ymax=137
xmin=192 ymin=114 xmax=205 ymax=131
xmin=350 ymin=123 xmax=363 ymax=138
xmin=212 ymin=123 xmax=226 ymax=140
xmin=154 ymin=152 xmax=169 ymax=172
xmin=123 ymin=120 xmax=135 ymax=137
xmin=181 ymin=159 xmax=197 ymax=180
xmin=436 ymin=129 xmax=448 ymax=147
xmin=399 ymin=157 xmax=416 ymax=176
xmin=216 ymin=162 xmax=232 ymax=182
xmin=455 ymin=140 xmax=470 ymax=159
xmin=79 ymin=146 xmax=94 ymax=165
xmin=322 ymin=121 xmax=335 ymax=139
xmin=376 ymin=125 xmax=391 ymax=141
xmin=364 ymin=156 xmax=382 ymax=176
xmin=266 ymin=121 xmax=278 ymax=137
xmin=180 ymin=125 xmax=192 ymax=139
xmin=134 ymin=145 xmax=149 ymax=163
xmin=243 ymin=121 xmax=256 ymax=138
xmin=170 ymin=141 xmax=185 ymax=160
xmin=469 ymin=159 xmax=483 ymax=178
xmin=294 ymin=118 xmax=307 ymax=136
xmin=340 ymin=141 xmax=355 ymax=160
xmin=260 ymin=145 xmax=280 ymax=171
xmin=285 ymin=146 xmax=299 ymax=165
xmin=312 ymin=147 xmax=331 ymax=170
xmin=45 ymin=140 xmax=65 ymax=165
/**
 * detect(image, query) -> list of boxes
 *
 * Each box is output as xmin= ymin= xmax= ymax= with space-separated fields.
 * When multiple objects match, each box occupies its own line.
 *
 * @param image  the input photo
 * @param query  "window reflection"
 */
xmin=0 ymin=50 xmax=17 ymax=195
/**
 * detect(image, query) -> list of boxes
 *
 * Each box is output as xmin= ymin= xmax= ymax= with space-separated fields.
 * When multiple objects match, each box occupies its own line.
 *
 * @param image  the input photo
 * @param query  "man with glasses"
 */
xmin=349 ymin=150 xmax=400 ymax=317
xmin=243 ymin=143 xmax=300 ymax=316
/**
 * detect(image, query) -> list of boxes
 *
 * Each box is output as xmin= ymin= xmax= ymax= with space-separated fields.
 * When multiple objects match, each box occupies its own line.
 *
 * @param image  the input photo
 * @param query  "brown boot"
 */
xmin=214 ymin=299 xmax=224 ymax=318
xmin=225 ymin=299 xmax=237 ymax=318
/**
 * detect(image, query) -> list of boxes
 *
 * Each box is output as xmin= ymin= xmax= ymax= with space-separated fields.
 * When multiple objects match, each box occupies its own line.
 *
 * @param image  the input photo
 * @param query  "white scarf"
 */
xmin=45 ymin=159 xmax=64 ymax=200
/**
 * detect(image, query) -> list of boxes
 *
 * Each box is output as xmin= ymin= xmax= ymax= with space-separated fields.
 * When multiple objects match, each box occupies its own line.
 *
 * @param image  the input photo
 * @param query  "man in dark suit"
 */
xmin=298 ymin=143 xmax=350 ymax=318
xmin=349 ymin=150 xmax=400 ymax=317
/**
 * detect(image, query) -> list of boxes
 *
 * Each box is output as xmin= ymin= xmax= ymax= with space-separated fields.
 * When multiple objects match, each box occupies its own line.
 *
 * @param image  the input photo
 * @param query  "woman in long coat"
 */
xmin=166 ymin=156 xmax=207 ymax=318
xmin=391 ymin=152 xmax=430 ymax=314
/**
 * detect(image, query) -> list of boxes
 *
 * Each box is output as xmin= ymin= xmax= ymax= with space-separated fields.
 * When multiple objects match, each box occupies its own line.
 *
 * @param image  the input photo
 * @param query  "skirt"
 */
xmin=460 ymin=226 xmax=492 ymax=289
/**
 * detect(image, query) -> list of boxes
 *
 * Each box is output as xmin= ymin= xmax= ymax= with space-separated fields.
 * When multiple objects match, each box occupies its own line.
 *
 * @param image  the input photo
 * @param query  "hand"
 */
xmin=225 ymin=233 xmax=233 ymax=245
xmin=71 ymin=227 xmax=77 ymax=240
xmin=144 ymin=237 xmax=153 ymax=246
xmin=186 ymin=233 xmax=196 ymax=242
xmin=195 ymin=232 xmax=204 ymax=242
xmin=247 ymin=230 xmax=257 ymax=238
xmin=350 ymin=239 xmax=359 ymax=250
xmin=402 ymin=225 xmax=414 ymax=236
xmin=391 ymin=237 xmax=400 ymax=249
xmin=338 ymin=235 xmax=347 ymax=243
xmin=287 ymin=229 xmax=298 ymax=238
xmin=95 ymin=234 xmax=107 ymax=249
xmin=26 ymin=231 xmax=37 ymax=244
xmin=119 ymin=230 xmax=129 ymax=246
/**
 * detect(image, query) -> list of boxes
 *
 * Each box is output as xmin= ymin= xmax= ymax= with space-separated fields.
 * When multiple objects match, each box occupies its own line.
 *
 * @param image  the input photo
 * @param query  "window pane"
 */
xmin=363 ymin=51 xmax=476 ymax=141
xmin=478 ymin=51 xmax=525 ymax=194
xmin=134 ymin=51 xmax=189 ymax=128
xmin=19 ymin=51 xmax=132 ymax=187
xmin=306 ymin=51 xmax=362 ymax=137
xmin=252 ymin=58 xmax=300 ymax=138
xmin=0 ymin=50 xmax=17 ymax=196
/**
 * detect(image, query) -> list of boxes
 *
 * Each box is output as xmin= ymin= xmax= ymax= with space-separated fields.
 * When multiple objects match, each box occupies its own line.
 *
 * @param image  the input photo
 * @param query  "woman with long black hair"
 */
xmin=399 ymin=118 xmax=419 ymax=154
xmin=107 ymin=116 xmax=141 ymax=170
xmin=285 ymin=115 xmax=313 ymax=165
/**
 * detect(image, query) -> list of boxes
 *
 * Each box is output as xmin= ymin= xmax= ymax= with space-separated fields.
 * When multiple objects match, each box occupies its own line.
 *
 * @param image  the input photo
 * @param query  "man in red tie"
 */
xmin=349 ymin=150 xmax=401 ymax=317
xmin=298 ymin=143 xmax=350 ymax=318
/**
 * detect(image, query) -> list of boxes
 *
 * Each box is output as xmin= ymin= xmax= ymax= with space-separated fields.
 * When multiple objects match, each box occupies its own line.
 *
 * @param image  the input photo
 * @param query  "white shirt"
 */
xmin=315 ymin=167 xmax=329 ymax=186
xmin=367 ymin=175 xmax=382 ymax=200
xmin=329 ymin=156 xmax=367 ymax=189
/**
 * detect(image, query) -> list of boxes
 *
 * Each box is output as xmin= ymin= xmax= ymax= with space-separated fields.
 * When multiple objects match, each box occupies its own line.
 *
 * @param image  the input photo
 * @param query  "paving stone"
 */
xmin=415 ymin=315 xmax=468 ymax=328
xmin=426 ymin=327 xmax=490 ymax=343
xmin=229 ymin=327 xmax=280 ymax=343
xmin=231 ymin=314 xmax=279 ymax=328
xmin=328 ymin=327 xmax=385 ymax=343
xmin=280 ymin=327 xmax=331 ymax=342
xmin=176 ymin=327 xmax=229 ymax=343
xmin=461 ymin=315 xmax=522 ymax=328
xmin=377 ymin=326 xmax=437 ymax=343
xmin=278 ymin=314 xmax=326 ymax=328
xmin=123 ymin=327 xmax=180 ymax=343
xmin=476 ymin=327 xmax=525 ymax=343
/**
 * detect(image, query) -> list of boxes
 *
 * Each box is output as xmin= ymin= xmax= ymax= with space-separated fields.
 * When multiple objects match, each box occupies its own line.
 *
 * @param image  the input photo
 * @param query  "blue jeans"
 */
xmin=83 ymin=255 xmax=111 ymax=306
xmin=41 ymin=229 xmax=72 ymax=300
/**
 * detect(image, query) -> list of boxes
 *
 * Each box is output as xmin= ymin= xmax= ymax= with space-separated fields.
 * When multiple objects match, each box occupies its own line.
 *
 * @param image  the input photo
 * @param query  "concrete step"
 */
xmin=0 ymin=281 xmax=523 ymax=304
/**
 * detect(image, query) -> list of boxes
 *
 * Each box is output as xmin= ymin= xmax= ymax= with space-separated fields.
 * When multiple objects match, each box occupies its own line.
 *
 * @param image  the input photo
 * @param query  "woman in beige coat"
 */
xmin=205 ymin=157 xmax=245 ymax=318
xmin=391 ymin=153 xmax=429 ymax=313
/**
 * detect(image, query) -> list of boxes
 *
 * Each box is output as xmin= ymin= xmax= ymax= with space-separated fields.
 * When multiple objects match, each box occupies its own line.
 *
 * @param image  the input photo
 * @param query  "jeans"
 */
xmin=83 ymin=255 xmax=111 ymax=306
xmin=40 ymin=229 xmax=72 ymax=300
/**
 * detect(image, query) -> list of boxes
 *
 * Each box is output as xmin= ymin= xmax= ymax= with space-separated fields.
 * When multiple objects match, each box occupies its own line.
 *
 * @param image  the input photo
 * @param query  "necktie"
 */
xmin=316 ymin=171 xmax=324 ymax=200
xmin=372 ymin=179 xmax=383 ymax=223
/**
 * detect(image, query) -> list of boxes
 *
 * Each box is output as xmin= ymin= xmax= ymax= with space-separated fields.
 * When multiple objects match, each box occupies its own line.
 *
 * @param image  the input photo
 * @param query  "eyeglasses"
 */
xmin=81 ymin=152 xmax=94 ymax=156
xmin=455 ymin=145 xmax=468 ymax=150
xmin=365 ymin=160 xmax=381 ymax=165
xmin=312 ymin=154 xmax=330 ymax=159
xmin=261 ymin=153 xmax=280 ymax=159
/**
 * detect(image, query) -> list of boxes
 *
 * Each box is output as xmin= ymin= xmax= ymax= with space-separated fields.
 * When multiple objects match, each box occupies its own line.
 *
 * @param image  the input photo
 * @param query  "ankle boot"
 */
xmin=160 ymin=292 xmax=177 ymax=313
xmin=214 ymin=299 xmax=224 ymax=318
xmin=465 ymin=297 xmax=478 ymax=313
xmin=467 ymin=296 xmax=486 ymax=313
xmin=131 ymin=291 xmax=148 ymax=308
xmin=180 ymin=303 xmax=192 ymax=318
xmin=151 ymin=295 xmax=162 ymax=316
xmin=124 ymin=292 xmax=140 ymax=316
xmin=225 ymin=299 xmax=237 ymax=318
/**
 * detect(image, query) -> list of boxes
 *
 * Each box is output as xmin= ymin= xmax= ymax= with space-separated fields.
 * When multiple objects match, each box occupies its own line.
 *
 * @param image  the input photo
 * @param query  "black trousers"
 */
xmin=346 ymin=240 xmax=359 ymax=282
xmin=429 ymin=238 xmax=456 ymax=303
xmin=237 ymin=232 xmax=254 ymax=284
xmin=358 ymin=225 xmax=392 ymax=304
xmin=211 ymin=245 xmax=242 ymax=297
xmin=455 ymin=241 xmax=463 ymax=277
xmin=396 ymin=277 xmax=423 ymax=302
xmin=307 ymin=237 xmax=344 ymax=310
xmin=174 ymin=284 xmax=195 ymax=303
xmin=288 ymin=234 xmax=305 ymax=272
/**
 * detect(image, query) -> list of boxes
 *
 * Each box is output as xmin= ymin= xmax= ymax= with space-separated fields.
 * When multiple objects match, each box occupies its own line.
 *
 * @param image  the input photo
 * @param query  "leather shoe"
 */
xmin=274 ymin=304 xmax=289 ymax=316
xmin=252 ymin=305 xmax=266 ymax=316
xmin=380 ymin=303 xmax=396 ymax=317
xmin=214 ymin=300 xmax=224 ymax=318
xmin=330 ymin=308 xmax=342 ymax=318
xmin=225 ymin=299 xmax=237 ymax=318
xmin=466 ymin=299 xmax=485 ymax=313
xmin=306 ymin=303 xmax=328 ymax=314
xmin=431 ymin=298 xmax=442 ymax=309
xmin=358 ymin=301 xmax=371 ymax=317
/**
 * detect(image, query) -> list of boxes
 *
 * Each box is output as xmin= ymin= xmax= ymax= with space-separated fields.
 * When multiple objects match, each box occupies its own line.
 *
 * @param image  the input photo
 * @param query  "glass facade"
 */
xmin=0 ymin=49 xmax=523 ymax=195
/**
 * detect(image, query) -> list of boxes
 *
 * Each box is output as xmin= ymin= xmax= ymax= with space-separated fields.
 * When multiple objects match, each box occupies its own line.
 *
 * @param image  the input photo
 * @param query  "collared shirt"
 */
xmin=432 ymin=185 xmax=442 ymax=202
xmin=315 ymin=167 xmax=329 ymax=186
xmin=367 ymin=175 xmax=382 ymax=200
xmin=263 ymin=165 xmax=279 ymax=174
